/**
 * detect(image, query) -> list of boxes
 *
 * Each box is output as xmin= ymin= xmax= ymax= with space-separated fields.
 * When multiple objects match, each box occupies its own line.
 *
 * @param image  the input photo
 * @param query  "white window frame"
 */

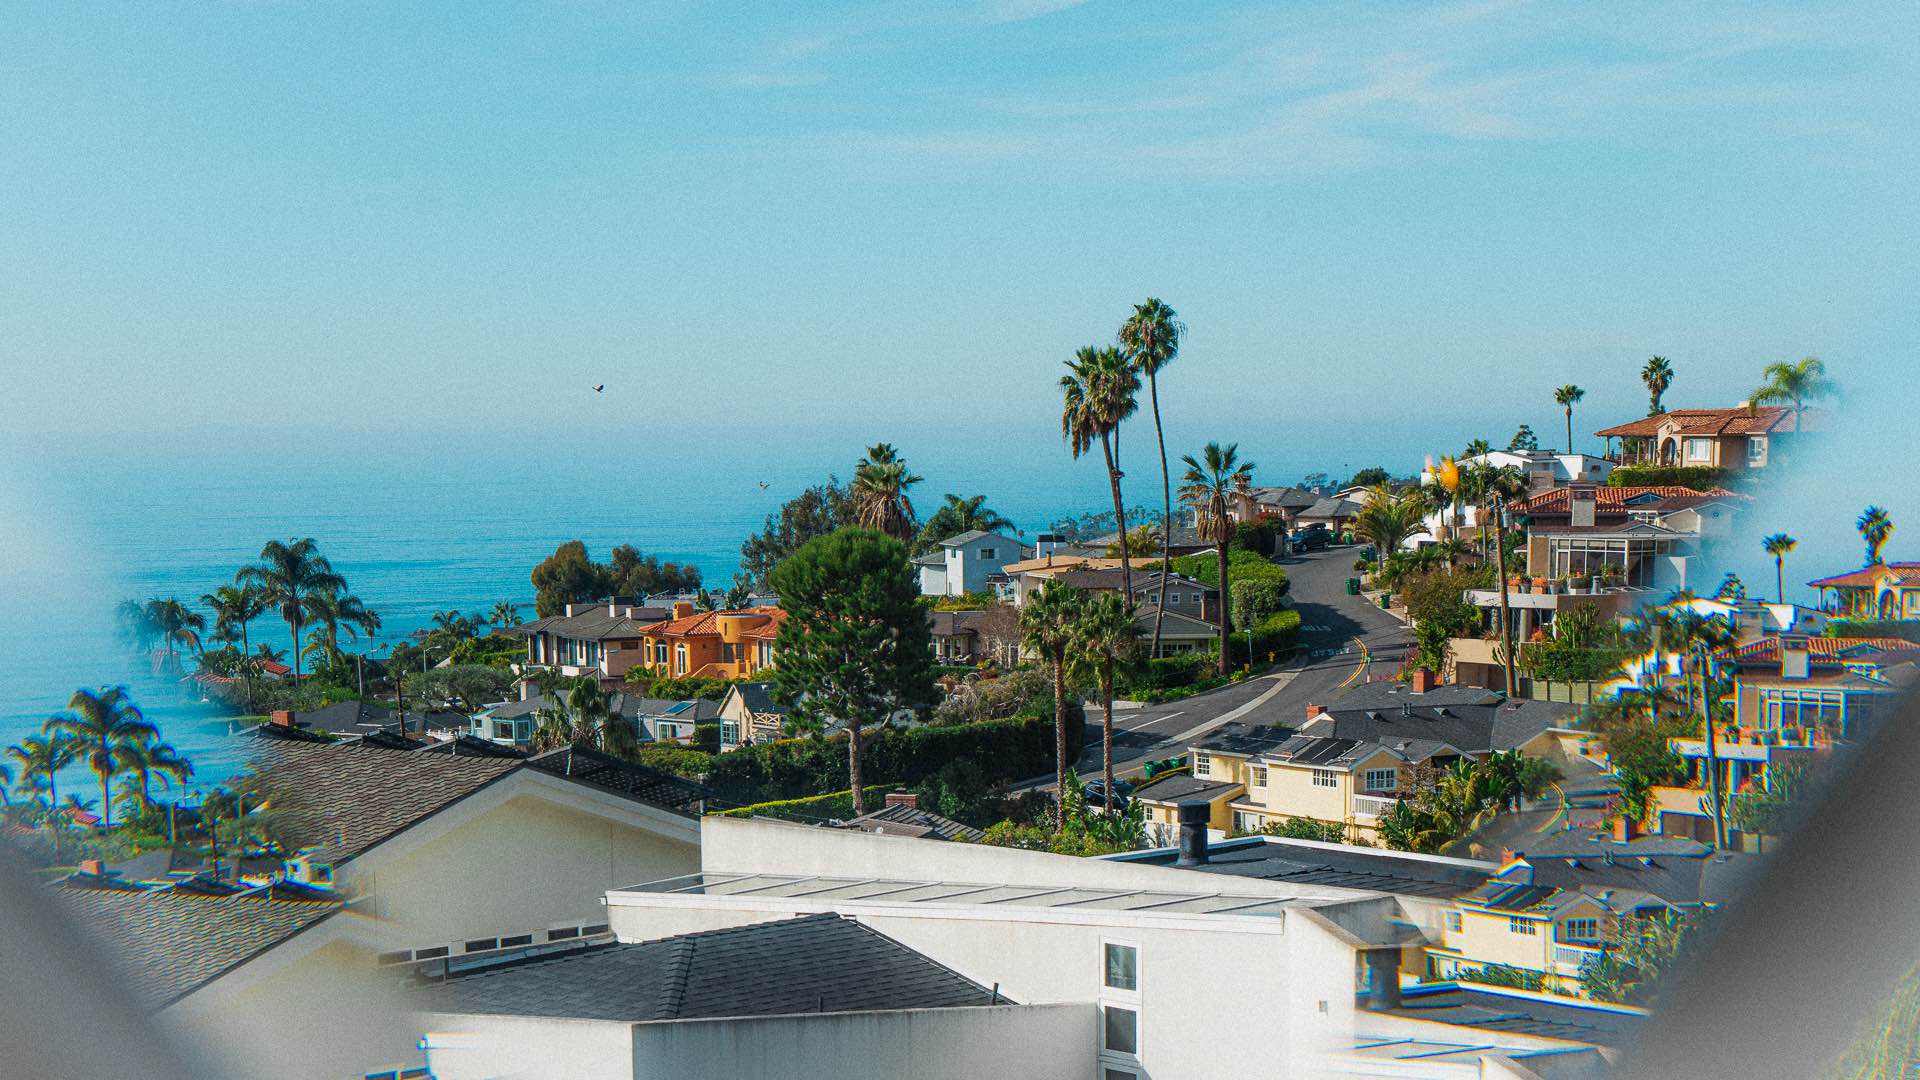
xmin=1233 ymin=810 xmax=1264 ymax=834
xmin=1311 ymin=768 xmax=1338 ymax=788
xmin=1684 ymin=437 xmax=1713 ymax=461
xmin=1562 ymin=918 xmax=1600 ymax=942
xmin=1100 ymin=1003 xmax=1141 ymax=1059
xmin=1192 ymin=753 xmax=1210 ymax=778
xmin=1446 ymin=911 xmax=1463 ymax=933
xmin=1363 ymin=768 xmax=1396 ymax=792
xmin=1100 ymin=938 xmax=1140 ymax=1000
xmin=1509 ymin=917 xmax=1538 ymax=936
xmin=1747 ymin=436 xmax=1766 ymax=463
xmin=1249 ymin=765 xmax=1268 ymax=788
xmin=1098 ymin=938 xmax=1142 ymax=1070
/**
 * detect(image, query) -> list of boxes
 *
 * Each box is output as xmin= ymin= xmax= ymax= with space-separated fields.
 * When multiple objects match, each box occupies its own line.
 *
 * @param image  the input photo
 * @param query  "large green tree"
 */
xmin=407 ymin=664 xmax=515 ymax=714
xmin=915 ymin=494 xmax=1017 ymax=553
xmin=740 ymin=478 xmax=853 ymax=588
xmin=1751 ymin=355 xmax=1837 ymax=432
xmin=1062 ymin=345 xmax=1140 ymax=599
xmin=1020 ymin=578 xmax=1086 ymax=825
xmin=1179 ymin=442 xmax=1255 ymax=676
xmin=47 ymin=686 xmax=157 ymax=832
xmin=531 ymin=541 xmax=702 ymax=617
xmin=770 ymin=527 xmax=938 ymax=817
xmin=1120 ymin=297 xmax=1182 ymax=658
xmin=236 ymin=538 xmax=348 ymax=679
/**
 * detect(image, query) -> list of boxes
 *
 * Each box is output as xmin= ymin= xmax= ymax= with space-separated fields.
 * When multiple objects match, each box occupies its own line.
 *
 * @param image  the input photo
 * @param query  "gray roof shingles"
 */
xmin=53 ymin=884 xmax=341 ymax=1010
xmin=415 ymin=914 xmax=1002 ymax=1022
xmin=1385 ymin=985 xmax=1642 ymax=1047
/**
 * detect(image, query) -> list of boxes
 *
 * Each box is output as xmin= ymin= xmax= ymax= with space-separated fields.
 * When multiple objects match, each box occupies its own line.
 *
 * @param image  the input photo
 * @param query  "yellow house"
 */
xmin=630 ymin=603 xmax=787 ymax=681
xmin=1808 ymin=562 xmax=1920 ymax=619
xmin=1229 ymin=734 xmax=1467 ymax=844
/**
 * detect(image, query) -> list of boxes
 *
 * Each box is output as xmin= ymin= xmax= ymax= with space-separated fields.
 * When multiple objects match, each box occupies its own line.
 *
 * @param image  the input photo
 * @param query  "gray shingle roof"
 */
xmin=726 ymin=681 xmax=786 ymax=717
xmin=837 ymin=802 xmax=985 ymax=842
xmin=485 ymin=692 xmax=718 ymax=725
xmin=524 ymin=746 xmax=711 ymax=815
xmin=1122 ymin=836 xmax=1493 ymax=898
xmin=1194 ymin=721 xmax=1296 ymax=756
xmin=52 ymin=883 xmax=340 ymax=1010
xmin=255 ymin=738 xmax=521 ymax=864
xmin=1305 ymin=683 xmax=1576 ymax=754
xmin=939 ymin=528 xmax=1015 ymax=548
xmin=415 ymin=914 xmax=1001 ymax=1021
xmin=1133 ymin=774 xmax=1245 ymax=804
xmin=1385 ymin=984 xmax=1643 ymax=1047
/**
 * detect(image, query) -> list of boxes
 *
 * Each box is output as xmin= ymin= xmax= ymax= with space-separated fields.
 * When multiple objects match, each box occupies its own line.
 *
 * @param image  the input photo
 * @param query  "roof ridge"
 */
xmin=655 ymin=937 xmax=697 ymax=1020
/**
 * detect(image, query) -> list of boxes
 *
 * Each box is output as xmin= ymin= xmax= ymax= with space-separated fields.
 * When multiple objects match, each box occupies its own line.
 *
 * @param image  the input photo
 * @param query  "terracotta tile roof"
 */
xmin=1733 ymin=636 xmax=1920 ymax=665
xmin=1807 ymin=563 xmax=1920 ymax=589
xmin=637 ymin=608 xmax=784 ymax=640
xmin=738 ymin=608 xmax=788 ymax=639
xmin=1593 ymin=406 xmax=1813 ymax=439
xmin=1521 ymin=485 xmax=1742 ymax=515
xmin=53 ymin=883 xmax=342 ymax=1010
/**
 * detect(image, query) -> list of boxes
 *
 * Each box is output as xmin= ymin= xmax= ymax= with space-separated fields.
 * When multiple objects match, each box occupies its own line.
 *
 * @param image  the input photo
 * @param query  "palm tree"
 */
xmin=1642 ymin=356 xmax=1674 ymax=417
xmin=1353 ymin=486 xmax=1427 ymax=577
xmin=1751 ymin=356 xmax=1837 ymax=432
xmin=236 ymin=538 xmax=348 ymax=679
xmin=1553 ymin=384 xmax=1585 ymax=454
xmin=142 ymin=597 xmax=206 ymax=667
xmin=923 ymin=494 xmax=1017 ymax=541
xmin=1062 ymin=345 xmax=1140 ymax=599
xmin=1019 ymin=579 xmax=1086 ymax=826
xmin=1462 ymin=437 xmax=1492 ymax=459
xmin=1762 ymin=534 xmax=1798 ymax=603
xmin=1179 ymin=442 xmax=1255 ymax=677
xmin=304 ymin=590 xmax=382 ymax=668
xmin=1119 ymin=298 xmax=1183 ymax=658
xmin=7 ymin=734 xmax=75 ymax=828
xmin=114 ymin=599 xmax=158 ymax=653
xmin=850 ymin=443 xmax=924 ymax=543
xmin=46 ymin=686 xmax=157 ymax=832
xmin=201 ymin=583 xmax=267 ymax=708
xmin=489 ymin=600 xmax=522 ymax=629
xmin=1858 ymin=506 xmax=1894 ymax=568
xmin=1070 ymin=592 xmax=1142 ymax=816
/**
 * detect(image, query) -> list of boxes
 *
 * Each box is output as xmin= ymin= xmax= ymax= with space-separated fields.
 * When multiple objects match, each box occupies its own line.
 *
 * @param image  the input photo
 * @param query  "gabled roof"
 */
xmin=1298 ymin=496 xmax=1365 ymax=519
xmin=1132 ymin=774 xmax=1246 ymax=804
xmin=523 ymin=746 xmax=711 ymax=815
xmin=1305 ymin=683 xmax=1575 ymax=754
xmin=1807 ymin=562 xmax=1920 ymax=589
xmin=1521 ymin=485 xmax=1742 ymax=516
xmin=938 ymin=528 xmax=1017 ymax=548
xmin=51 ymin=882 xmax=342 ymax=1010
xmin=1593 ymin=405 xmax=1813 ymax=439
xmin=723 ymin=681 xmax=786 ymax=717
xmin=510 ymin=604 xmax=670 ymax=642
xmin=1193 ymin=721 xmax=1295 ymax=757
xmin=1248 ymin=485 xmax=1322 ymax=509
xmin=1732 ymin=636 xmax=1920 ymax=667
xmin=413 ymin=914 xmax=1001 ymax=1022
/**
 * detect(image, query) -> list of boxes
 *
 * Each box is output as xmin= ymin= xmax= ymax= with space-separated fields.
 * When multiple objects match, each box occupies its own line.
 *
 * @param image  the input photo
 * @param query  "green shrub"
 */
xmin=692 ymin=723 xmax=720 ymax=753
xmin=627 ymin=744 xmax=715 ymax=779
xmin=1228 ymin=816 xmax=1350 ymax=843
xmin=449 ymin=634 xmax=528 ymax=668
xmin=1828 ymin=619 xmax=1920 ymax=643
xmin=1607 ymin=465 xmax=1726 ymax=491
xmin=1231 ymin=520 xmax=1280 ymax=557
xmin=627 ymin=674 xmax=738 ymax=701
xmin=1231 ymin=609 xmax=1303 ymax=665
xmin=717 ymin=786 xmax=890 ymax=821
xmin=1455 ymin=964 xmax=1545 ymax=991
xmin=1170 ymin=550 xmax=1290 ymax=595
xmin=701 ymin=713 xmax=1083 ymax=807
xmin=1523 ymin=641 xmax=1636 ymax=683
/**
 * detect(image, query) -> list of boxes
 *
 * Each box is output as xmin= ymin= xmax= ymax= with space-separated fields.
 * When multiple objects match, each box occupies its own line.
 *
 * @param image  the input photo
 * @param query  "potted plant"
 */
xmin=1568 ymin=575 xmax=1590 ymax=595
xmin=1532 ymin=576 xmax=1550 ymax=593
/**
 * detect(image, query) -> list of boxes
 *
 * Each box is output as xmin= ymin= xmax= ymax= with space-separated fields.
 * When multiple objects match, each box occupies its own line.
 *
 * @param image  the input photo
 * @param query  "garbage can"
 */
xmin=1380 ymin=592 xmax=1392 ymax=609
xmin=1345 ymin=577 xmax=1360 ymax=595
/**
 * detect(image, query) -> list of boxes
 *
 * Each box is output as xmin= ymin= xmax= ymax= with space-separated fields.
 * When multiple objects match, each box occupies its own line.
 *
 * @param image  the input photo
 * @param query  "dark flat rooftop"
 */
xmin=1383 ymin=984 xmax=1646 ymax=1048
xmin=1116 ymin=836 xmax=1495 ymax=899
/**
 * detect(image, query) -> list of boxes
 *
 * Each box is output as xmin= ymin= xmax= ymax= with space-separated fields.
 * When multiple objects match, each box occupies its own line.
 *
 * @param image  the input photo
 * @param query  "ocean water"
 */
xmin=0 ymin=435 xmax=1138 ymax=789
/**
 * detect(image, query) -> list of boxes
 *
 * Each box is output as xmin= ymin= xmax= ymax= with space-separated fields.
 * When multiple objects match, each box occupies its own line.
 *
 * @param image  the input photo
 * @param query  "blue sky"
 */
xmin=1 ymin=1 xmax=1914 ymax=476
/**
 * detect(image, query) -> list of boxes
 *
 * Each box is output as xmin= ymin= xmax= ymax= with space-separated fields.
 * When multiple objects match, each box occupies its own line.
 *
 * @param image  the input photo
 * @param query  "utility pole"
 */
xmin=1493 ymin=497 xmax=1518 ymax=698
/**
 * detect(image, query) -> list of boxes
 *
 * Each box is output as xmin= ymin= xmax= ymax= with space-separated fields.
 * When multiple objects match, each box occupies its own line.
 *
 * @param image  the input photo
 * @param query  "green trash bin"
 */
xmin=1345 ymin=577 xmax=1360 ymax=595
xmin=1380 ymin=592 xmax=1392 ymax=609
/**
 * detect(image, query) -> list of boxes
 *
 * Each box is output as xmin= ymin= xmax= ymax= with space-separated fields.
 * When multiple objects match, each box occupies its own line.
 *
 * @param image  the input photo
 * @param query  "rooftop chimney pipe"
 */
xmin=1363 ymin=948 xmax=1403 ymax=1010
xmin=1175 ymin=801 xmax=1210 ymax=866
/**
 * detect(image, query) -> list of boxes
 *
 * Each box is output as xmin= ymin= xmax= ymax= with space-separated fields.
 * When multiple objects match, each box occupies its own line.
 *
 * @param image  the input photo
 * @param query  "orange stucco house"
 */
xmin=630 ymin=603 xmax=787 ymax=680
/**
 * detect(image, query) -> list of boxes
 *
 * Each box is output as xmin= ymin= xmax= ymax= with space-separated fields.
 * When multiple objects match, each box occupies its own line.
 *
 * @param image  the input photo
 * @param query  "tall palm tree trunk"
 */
xmin=97 ymin=760 xmax=112 ymax=831
xmin=848 ymin=723 xmax=866 ymax=817
xmin=1149 ymin=372 xmax=1170 ymax=657
xmin=1565 ymin=408 xmax=1574 ymax=455
xmin=289 ymin=613 xmax=303 ymax=679
xmin=1101 ymin=665 xmax=1116 ymax=819
xmin=1776 ymin=558 xmax=1786 ymax=605
xmin=1216 ymin=538 xmax=1232 ymax=676
xmin=1053 ymin=659 xmax=1069 ymax=828
xmin=1101 ymin=432 xmax=1132 ymax=601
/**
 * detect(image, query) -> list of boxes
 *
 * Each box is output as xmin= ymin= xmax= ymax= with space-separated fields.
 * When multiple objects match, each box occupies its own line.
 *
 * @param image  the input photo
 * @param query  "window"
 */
xmin=1233 ymin=810 xmax=1264 ymax=833
xmin=1685 ymin=437 xmax=1713 ymax=461
xmin=1103 ymin=942 xmax=1138 ymax=992
xmin=721 ymin=721 xmax=741 ymax=747
xmin=499 ymin=934 xmax=533 ymax=948
xmin=310 ymin=863 xmax=333 ymax=885
xmin=1563 ymin=918 xmax=1600 ymax=942
xmin=1102 ymin=1005 xmax=1139 ymax=1055
xmin=1509 ymin=917 xmax=1538 ymax=936
xmin=464 ymin=938 xmax=499 ymax=953
xmin=1747 ymin=436 xmax=1767 ymax=463
xmin=980 ymin=547 xmax=996 ymax=559
xmin=546 ymin=926 xmax=580 ymax=941
xmin=1105 ymin=1071 xmax=1140 ymax=1080
xmin=653 ymin=643 xmax=669 ymax=664
xmin=1192 ymin=753 xmax=1210 ymax=778
xmin=413 ymin=945 xmax=450 ymax=960
xmin=674 ymin=644 xmax=689 ymax=674
xmin=1250 ymin=765 xmax=1268 ymax=787
xmin=1363 ymin=768 xmax=1396 ymax=792
xmin=1312 ymin=768 xmax=1338 ymax=788
xmin=1446 ymin=911 xmax=1463 ymax=933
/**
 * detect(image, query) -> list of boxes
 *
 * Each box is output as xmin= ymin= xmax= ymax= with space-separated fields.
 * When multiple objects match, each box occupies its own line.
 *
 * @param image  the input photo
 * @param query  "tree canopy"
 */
xmin=530 ymin=541 xmax=701 ymax=617
xmin=740 ymin=478 xmax=854 ymax=588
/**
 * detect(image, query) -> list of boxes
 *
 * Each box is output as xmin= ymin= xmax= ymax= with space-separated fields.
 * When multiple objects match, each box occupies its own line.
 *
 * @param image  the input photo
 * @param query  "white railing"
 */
xmin=1353 ymin=794 xmax=1399 ymax=820
xmin=1553 ymin=944 xmax=1603 ymax=970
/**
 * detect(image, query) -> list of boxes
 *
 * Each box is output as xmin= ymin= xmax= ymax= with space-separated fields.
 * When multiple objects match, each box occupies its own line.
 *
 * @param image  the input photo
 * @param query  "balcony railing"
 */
xmin=1353 ymin=794 xmax=1399 ymax=820
xmin=1553 ymin=943 xmax=1604 ymax=971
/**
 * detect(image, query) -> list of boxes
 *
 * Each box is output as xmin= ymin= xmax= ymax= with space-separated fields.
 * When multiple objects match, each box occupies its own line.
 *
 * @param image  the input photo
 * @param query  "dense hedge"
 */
xmin=1522 ymin=640 xmax=1636 ymax=682
xmin=1607 ymin=465 xmax=1726 ymax=491
xmin=717 ymin=786 xmax=890 ymax=820
xmin=1170 ymin=550 xmax=1290 ymax=596
xmin=1231 ymin=609 xmax=1303 ymax=664
xmin=1829 ymin=619 xmax=1920 ymax=643
xmin=702 ymin=712 xmax=1084 ymax=806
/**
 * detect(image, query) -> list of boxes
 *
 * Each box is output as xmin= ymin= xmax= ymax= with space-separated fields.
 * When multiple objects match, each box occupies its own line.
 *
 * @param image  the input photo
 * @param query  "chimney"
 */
xmin=884 ymin=790 xmax=919 ymax=810
xmin=1175 ymin=801 xmax=1210 ymax=866
xmin=1362 ymin=948 xmax=1403 ymax=1010
xmin=270 ymin=710 xmax=296 ymax=729
xmin=1569 ymin=484 xmax=1598 ymax=528
xmin=672 ymin=601 xmax=694 ymax=620
xmin=1780 ymin=636 xmax=1811 ymax=680
xmin=1612 ymin=814 xmax=1639 ymax=842
xmin=1304 ymin=703 xmax=1325 ymax=720
xmin=1410 ymin=667 xmax=1436 ymax=694
xmin=77 ymin=858 xmax=105 ymax=878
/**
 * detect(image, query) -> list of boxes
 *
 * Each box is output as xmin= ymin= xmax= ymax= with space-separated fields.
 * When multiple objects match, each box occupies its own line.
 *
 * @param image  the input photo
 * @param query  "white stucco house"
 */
xmin=916 ymin=529 xmax=1022 ymax=597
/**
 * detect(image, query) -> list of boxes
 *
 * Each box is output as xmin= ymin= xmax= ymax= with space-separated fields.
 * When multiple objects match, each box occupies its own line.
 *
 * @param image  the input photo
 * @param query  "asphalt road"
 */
xmin=1036 ymin=544 xmax=1418 ymax=790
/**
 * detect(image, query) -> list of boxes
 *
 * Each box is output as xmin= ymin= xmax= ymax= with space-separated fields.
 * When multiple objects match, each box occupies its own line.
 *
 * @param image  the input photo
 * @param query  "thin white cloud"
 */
xmin=976 ymin=0 xmax=1089 ymax=26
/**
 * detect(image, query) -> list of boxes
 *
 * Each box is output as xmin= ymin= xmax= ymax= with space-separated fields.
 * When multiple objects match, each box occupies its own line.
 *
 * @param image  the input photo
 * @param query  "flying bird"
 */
xmin=592 ymin=384 xmax=604 ymax=393
xmin=758 ymin=481 xmax=770 ymax=490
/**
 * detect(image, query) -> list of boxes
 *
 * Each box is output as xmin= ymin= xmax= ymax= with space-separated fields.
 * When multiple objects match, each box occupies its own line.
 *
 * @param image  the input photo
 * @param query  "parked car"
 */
xmin=1083 ymin=778 xmax=1134 ymax=811
xmin=1289 ymin=528 xmax=1332 ymax=554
